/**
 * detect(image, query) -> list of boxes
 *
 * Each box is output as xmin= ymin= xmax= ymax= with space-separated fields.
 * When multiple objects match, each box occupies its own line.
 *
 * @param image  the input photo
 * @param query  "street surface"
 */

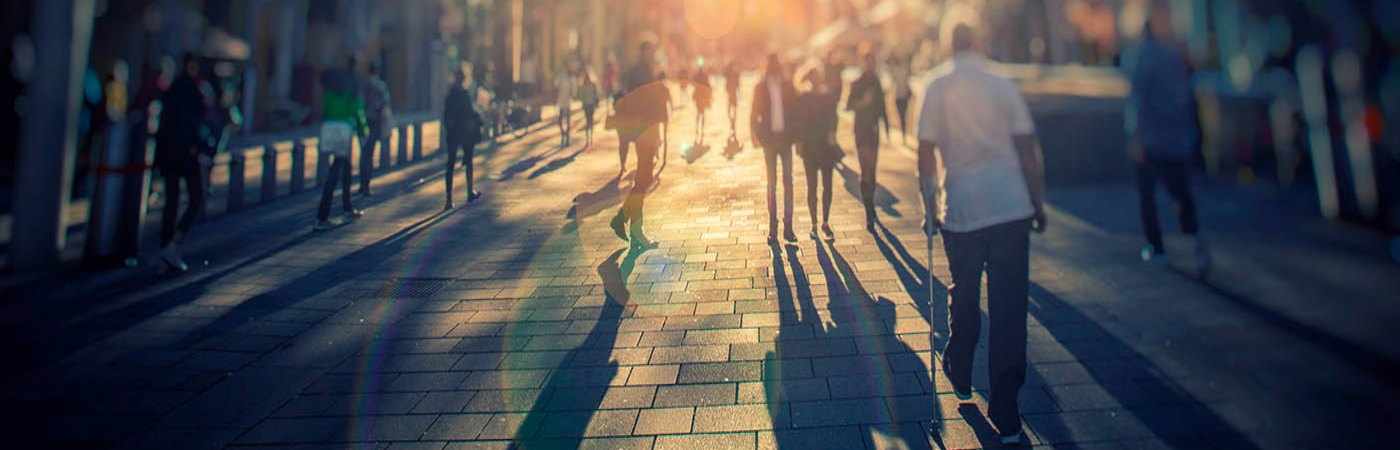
xmin=5 ymin=74 xmax=1399 ymax=449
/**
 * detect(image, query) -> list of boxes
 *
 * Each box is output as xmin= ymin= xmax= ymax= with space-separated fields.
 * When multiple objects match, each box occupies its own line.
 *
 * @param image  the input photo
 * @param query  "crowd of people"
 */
xmin=143 ymin=6 xmax=1213 ymax=444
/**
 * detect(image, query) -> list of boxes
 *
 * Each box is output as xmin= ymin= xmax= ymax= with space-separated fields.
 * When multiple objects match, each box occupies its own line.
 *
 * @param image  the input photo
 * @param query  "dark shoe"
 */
xmin=782 ymin=227 xmax=798 ymax=243
xmin=344 ymin=209 xmax=364 ymax=220
xmin=821 ymin=224 xmax=835 ymax=240
xmin=809 ymin=228 xmax=820 ymax=241
xmin=160 ymin=243 xmax=189 ymax=273
xmin=444 ymin=202 xmax=455 ymax=211
xmin=468 ymin=190 xmax=483 ymax=203
xmin=922 ymin=218 xmax=939 ymax=236
xmin=767 ymin=231 xmax=779 ymax=246
xmin=866 ymin=217 xmax=876 ymax=233
xmin=313 ymin=220 xmax=335 ymax=232
xmin=610 ymin=211 xmax=628 ymax=242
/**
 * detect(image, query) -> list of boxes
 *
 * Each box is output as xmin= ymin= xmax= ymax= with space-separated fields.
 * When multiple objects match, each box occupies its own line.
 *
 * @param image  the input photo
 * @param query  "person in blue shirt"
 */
xmin=1127 ymin=2 xmax=1210 ymax=272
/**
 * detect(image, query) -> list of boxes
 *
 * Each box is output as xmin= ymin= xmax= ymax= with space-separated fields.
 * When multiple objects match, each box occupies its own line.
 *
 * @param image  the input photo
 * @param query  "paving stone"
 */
xmin=537 ymin=409 xmax=639 ymax=437
xmin=649 ymin=345 xmax=730 ymax=364
xmin=421 ymin=413 xmax=493 ymax=440
xmin=694 ymin=403 xmax=789 ymax=432
xmin=677 ymin=361 xmax=764 ymax=384
xmin=654 ymin=383 xmax=738 ymax=407
xmin=634 ymin=407 xmax=695 ymax=435
xmin=626 ymin=364 xmax=680 ymax=385
xmin=655 ymin=432 xmax=757 ymax=450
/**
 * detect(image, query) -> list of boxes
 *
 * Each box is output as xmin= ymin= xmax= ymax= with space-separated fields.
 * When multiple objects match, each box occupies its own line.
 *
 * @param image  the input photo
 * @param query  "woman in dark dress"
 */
xmin=691 ymin=66 xmax=712 ymax=141
xmin=795 ymin=65 xmax=841 ymax=240
xmin=847 ymin=49 xmax=890 ymax=230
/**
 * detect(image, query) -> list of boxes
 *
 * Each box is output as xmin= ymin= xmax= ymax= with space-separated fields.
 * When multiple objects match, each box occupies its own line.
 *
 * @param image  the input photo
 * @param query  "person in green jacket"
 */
xmin=315 ymin=56 xmax=368 ymax=231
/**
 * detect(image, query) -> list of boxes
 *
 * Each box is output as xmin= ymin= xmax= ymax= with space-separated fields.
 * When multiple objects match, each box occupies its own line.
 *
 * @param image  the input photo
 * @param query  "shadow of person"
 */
xmin=795 ymin=241 xmax=940 ymax=449
xmin=565 ymin=176 xmax=627 ymax=222
xmin=872 ymin=221 xmax=948 ymax=336
xmin=528 ymin=146 xmax=589 ymax=180
xmin=834 ymin=161 xmax=903 ymax=218
xmin=509 ymin=247 xmax=641 ymax=448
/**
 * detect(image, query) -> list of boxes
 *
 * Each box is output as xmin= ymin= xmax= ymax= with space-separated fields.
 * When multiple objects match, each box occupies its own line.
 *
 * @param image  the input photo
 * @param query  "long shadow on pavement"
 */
xmin=509 ymin=247 xmax=639 ymax=448
xmin=834 ymin=161 xmax=903 ymax=218
xmin=1020 ymin=282 xmax=1262 ymax=449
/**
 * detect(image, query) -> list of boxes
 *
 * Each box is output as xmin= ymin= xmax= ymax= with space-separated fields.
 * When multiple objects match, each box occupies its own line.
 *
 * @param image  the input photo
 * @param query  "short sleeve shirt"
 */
xmin=916 ymin=53 xmax=1036 ymax=232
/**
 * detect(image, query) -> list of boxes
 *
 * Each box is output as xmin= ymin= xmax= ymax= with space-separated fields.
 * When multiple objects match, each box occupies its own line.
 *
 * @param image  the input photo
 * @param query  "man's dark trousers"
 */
xmin=159 ymin=158 xmax=204 ymax=246
xmin=941 ymin=218 xmax=1031 ymax=434
xmin=762 ymin=140 xmax=795 ymax=231
xmin=359 ymin=127 xmax=384 ymax=193
xmin=444 ymin=136 xmax=478 ymax=205
xmin=318 ymin=155 xmax=353 ymax=221
xmin=1136 ymin=155 xmax=1198 ymax=253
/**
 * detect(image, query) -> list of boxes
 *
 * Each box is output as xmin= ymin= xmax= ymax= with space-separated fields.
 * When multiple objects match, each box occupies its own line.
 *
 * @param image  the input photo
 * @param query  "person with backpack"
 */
xmin=443 ymin=67 xmax=484 ymax=209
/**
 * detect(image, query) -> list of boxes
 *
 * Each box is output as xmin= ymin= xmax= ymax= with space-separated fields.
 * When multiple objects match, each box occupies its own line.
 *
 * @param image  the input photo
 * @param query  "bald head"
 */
xmin=951 ymin=24 xmax=976 ymax=54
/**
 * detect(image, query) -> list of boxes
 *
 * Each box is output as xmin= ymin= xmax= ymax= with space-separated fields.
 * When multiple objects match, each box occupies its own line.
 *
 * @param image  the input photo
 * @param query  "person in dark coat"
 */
xmin=153 ymin=53 xmax=208 ymax=272
xmin=443 ymin=67 xmax=483 ymax=209
xmin=751 ymin=54 xmax=798 ymax=244
xmin=847 ymin=48 xmax=891 ymax=230
xmin=795 ymin=64 xmax=841 ymax=240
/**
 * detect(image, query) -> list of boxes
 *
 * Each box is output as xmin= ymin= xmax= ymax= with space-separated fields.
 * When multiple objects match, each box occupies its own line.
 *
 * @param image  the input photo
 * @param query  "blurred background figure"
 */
xmin=153 ymin=54 xmax=206 ymax=272
xmin=847 ymin=47 xmax=890 ymax=231
xmin=443 ymin=66 xmax=484 ymax=210
xmin=555 ymin=59 xmax=577 ymax=148
xmin=579 ymin=69 xmax=600 ymax=147
xmin=1127 ymin=0 xmax=1209 ymax=272
xmin=888 ymin=52 xmax=912 ymax=146
xmin=691 ymin=62 xmax=712 ymax=144
xmin=752 ymin=53 xmax=797 ymax=244
xmin=359 ymin=62 xmax=392 ymax=197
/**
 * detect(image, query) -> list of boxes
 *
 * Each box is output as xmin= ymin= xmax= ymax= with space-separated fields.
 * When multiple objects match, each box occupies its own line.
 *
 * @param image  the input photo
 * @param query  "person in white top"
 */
xmin=556 ymin=62 xmax=578 ymax=147
xmin=915 ymin=23 xmax=1046 ymax=446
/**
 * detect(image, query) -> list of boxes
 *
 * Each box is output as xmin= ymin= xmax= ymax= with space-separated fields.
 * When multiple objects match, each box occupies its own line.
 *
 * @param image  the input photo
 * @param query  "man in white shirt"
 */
xmin=916 ymin=24 xmax=1047 ymax=446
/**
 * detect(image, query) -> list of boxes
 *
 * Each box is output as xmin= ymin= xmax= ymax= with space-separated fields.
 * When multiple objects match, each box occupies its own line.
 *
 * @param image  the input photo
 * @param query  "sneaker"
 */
xmin=609 ymin=211 xmax=629 ymax=242
xmin=344 ymin=209 xmax=364 ymax=220
xmin=468 ymin=191 xmax=483 ymax=203
xmin=160 ymin=244 xmax=189 ymax=273
xmin=1194 ymin=237 xmax=1212 ymax=273
xmin=998 ymin=431 xmax=1024 ymax=446
xmin=1140 ymin=245 xmax=1167 ymax=265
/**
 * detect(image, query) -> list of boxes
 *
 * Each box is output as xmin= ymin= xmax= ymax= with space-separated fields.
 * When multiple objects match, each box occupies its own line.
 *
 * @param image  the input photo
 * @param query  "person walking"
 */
xmin=555 ymin=62 xmax=577 ymax=147
xmin=359 ymin=62 xmax=393 ymax=196
xmin=915 ymin=24 xmax=1046 ymax=446
xmin=889 ymin=53 xmax=913 ymax=145
xmin=751 ymin=54 xmax=798 ymax=244
xmin=443 ymin=67 xmax=484 ymax=209
xmin=314 ymin=57 xmax=367 ymax=231
xmin=724 ymin=61 xmax=741 ymax=133
xmin=692 ymin=64 xmax=712 ymax=141
xmin=848 ymin=48 xmax=891 ymax=230
xmin=796 ymin=65 xmax=841 ymax=241
xmin=153 ymin=53 xmax=208 ymax=272
xmin=608 ymin=41 xmax=669 ymax=250
xmin=1128 ymin=1 xmax=1210 ymax=272
xmin=579 ymin=70 xmax=600 ymax=147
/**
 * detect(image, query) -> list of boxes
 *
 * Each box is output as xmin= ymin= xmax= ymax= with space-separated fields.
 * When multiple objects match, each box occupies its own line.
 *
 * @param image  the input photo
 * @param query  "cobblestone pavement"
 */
xmin=6 ymin=78 xmax=1399 ymax=450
